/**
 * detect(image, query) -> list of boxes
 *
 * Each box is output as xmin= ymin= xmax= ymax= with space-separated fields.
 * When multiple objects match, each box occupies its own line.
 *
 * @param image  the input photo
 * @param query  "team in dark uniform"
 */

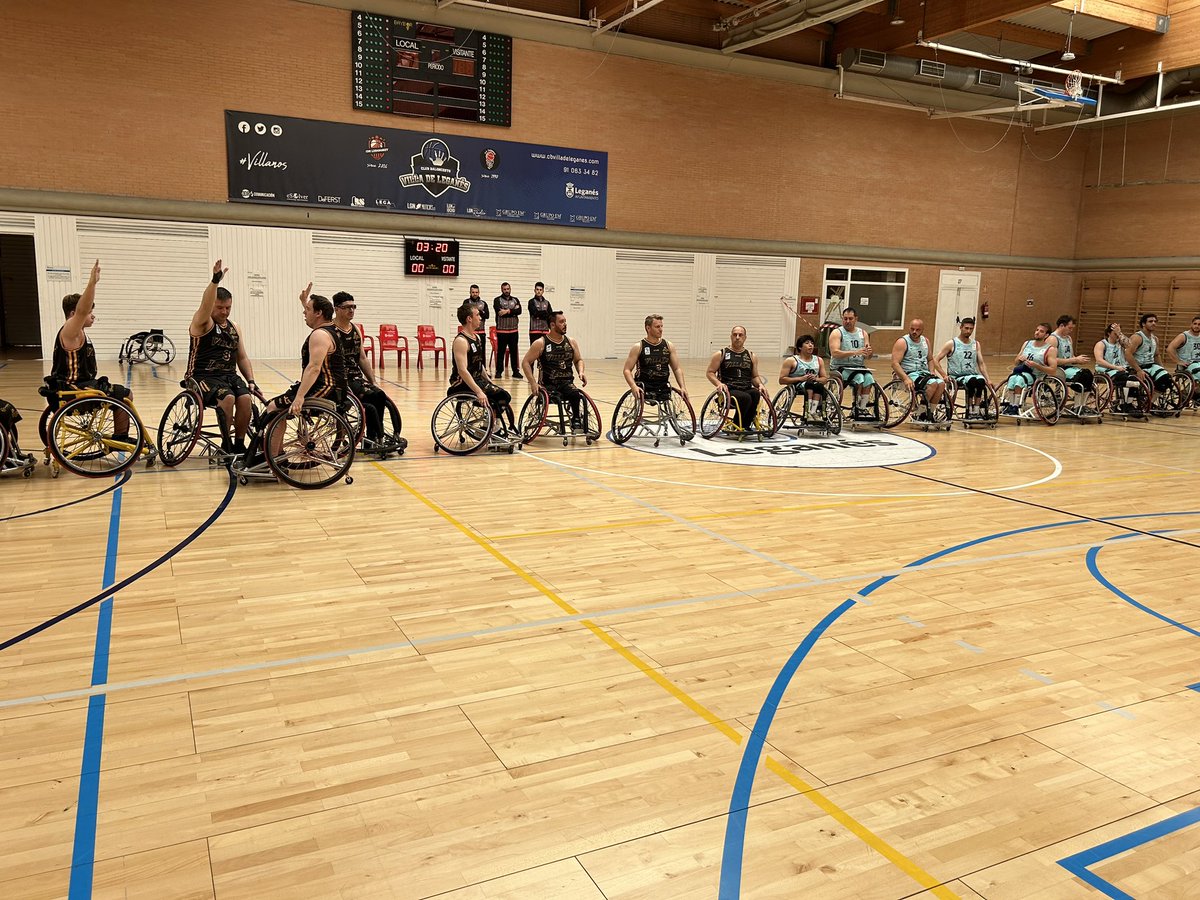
xmin=451 ymin=301 xmax=516 ymax=429
xmin=705 ymin=325 xmax=769 ymax=429
xmin=332 ymin=291 xmax=402 ymax=448
xmin=187 ymin=260 xmax=259 ymax=452
xmin=493 ymin=282 xmax=522 ymax=378
xmin=623 ymin=313 xmax=689 ymax=402
xmin=263 ymin=284 xmax=346 ymax=418
xmin=527 ymin=282 xmax=553 ymax=352
xmin=521 ymin=310 xmax=587 ymax=423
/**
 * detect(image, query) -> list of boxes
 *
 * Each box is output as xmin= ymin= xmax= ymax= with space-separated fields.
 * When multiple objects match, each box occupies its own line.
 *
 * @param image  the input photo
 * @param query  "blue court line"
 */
xmin=1086 ymin=540 xmax=1200 ymax=639
xmin=68 ymin=476 xmax=123 ymax=899
xmin=718 ymin=598 xmax=855 ymax=899
xmin=0 ymin=470 xmax=131 ymax=523
xmin=1188 ymin=682 xmax=1200 ymax=692
xmin=1058 ymin=805 xmax=1200 ymax=899
xmin=717 ymin=509 xmax=1200 ymax=899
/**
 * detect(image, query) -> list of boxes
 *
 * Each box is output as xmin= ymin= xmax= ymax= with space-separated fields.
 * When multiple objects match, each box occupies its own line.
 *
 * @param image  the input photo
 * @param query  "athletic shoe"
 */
xmin=1002 ymin=404 xmax=1019 ymax=416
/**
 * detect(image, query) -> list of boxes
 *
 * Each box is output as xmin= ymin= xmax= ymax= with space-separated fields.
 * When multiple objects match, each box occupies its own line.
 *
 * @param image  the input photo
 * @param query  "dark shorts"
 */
xmin=64 ymin=378 xmax=131 ymax=403
xmin=0 ymin=399 xmax=20 ymax=432
xmin=195 ymin=373 xmax=250 ymax=406
xmin=637 ymin=380 xmax=672 ymax=402
xmin=269 ymin=381 xmax=343 ymax=410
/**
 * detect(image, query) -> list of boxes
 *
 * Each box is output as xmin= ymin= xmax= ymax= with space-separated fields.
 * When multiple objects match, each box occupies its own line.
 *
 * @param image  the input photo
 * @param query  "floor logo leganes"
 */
xmin=615 ymin=431 xmax=934 ymax=468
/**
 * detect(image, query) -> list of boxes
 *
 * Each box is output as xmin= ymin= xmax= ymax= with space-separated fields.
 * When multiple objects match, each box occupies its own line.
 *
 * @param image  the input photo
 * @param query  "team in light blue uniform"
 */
xmin=1127 ymin=313 xmax=1172 ymax=394
xmin=1000 ymin=323 xmax=1058 ymax=414
xmin=935 ymin=317 xmax=993 ymax=418
xmin=891 ymin=318 xmax=948 ymax=419
xmin=1167 ymin=315 xmax=1200 ymax=384
xmin=828 ymin=307 xmax=878 ymax=419
xmin=778 ymin=334 xmax=834 ymax=426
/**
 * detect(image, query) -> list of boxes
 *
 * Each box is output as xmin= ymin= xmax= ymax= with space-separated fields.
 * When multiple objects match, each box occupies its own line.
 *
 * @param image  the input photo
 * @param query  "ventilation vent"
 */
xmin=77 ymin=218 xmax=208 ymax=239
xmin=461 ymin=240 xmax=541 ymax=257
xmin=715 ymin=256 xmax=787 ymax=268
xmin=312 ymin=231 xmax=405 ymax=247
xmin=977 ymin=69 xmax=1002 ymax=88
xmin=848 ymin=48 xmax=886 ymax=72
xmin=917 ymin=59 xmax=947 ymax=80
xmin=0 ymin=212 xmax=35 ymax=233
xmin=1031 ymin=78 xmax=1054 ymax=89
xmin=616 ymin=250 xmax=693 ymax=264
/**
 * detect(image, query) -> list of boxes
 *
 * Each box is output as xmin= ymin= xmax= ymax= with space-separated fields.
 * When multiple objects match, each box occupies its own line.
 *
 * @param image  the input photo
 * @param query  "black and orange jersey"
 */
xmin=539 ymin=335 xmax=575 ymax=387
xmin=51 ymin=327 xmax=98 ymax=384
xmin=718 ymin=347 xmax=754 ymax=391
xmin=449 ymin=332 xmax=486 ymax=388
xmin=334 ymin=325 xmax=365 ymax=381
xmin=634 ymin=338 xmax=671 ymax=387
xmin=301 ymin=325 xmax=346 ymax=399
xmin=186 ymin=321 xmax=240 ymax=378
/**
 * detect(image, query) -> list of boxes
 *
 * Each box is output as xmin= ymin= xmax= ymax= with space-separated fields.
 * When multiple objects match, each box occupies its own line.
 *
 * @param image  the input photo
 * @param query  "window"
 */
xmin=822 ymin=265 xmax=907 ymax=328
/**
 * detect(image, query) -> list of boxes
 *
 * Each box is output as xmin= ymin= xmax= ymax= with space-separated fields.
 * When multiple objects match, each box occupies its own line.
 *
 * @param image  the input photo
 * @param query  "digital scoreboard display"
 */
xmin=353 ymin=11 xmax=512 ymax=127
xmin=405 ymin=238 xmax=460 ymax=276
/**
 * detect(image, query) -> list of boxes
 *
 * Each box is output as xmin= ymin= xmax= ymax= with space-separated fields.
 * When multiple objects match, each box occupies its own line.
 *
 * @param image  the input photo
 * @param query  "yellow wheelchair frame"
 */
xmin=38 ymin=385 xmax=156 ymax=478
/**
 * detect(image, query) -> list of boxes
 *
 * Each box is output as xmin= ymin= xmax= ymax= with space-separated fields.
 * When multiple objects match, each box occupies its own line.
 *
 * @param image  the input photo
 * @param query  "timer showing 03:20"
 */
xmin=404 ymin=238 xmax=461 ymax=277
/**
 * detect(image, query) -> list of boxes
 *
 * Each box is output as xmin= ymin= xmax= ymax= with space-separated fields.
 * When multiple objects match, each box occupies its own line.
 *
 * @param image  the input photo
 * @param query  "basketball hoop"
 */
xmin=1065 ymin=69 xmax=1084 ymax=101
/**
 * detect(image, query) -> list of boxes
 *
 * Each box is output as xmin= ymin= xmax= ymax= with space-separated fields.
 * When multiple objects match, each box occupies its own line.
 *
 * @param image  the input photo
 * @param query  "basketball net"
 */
xmin=1065 ymin=69 xmax=1084 ymax=102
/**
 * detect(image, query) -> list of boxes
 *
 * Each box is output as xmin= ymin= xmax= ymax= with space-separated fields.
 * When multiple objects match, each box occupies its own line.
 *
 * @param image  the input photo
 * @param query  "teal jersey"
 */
xmin=790 ymin=354 xmax=820 ymax=377
xmin=833 ymin=327 xmax=867 ymax=369
xmin=1054 ymin=332 xmax=1074 ymax=361
xmin=1132 ymin=331 xmax=1157 ymax=366
xmin=900 ymin=334 xmax=930 ymax=374
xmin=1020 ymin=339 xmax=1051 ymax=367
xmin=1100 ymin=339 xmax=1127 ymax=368
xmin=1178 ymin=331 xmax=1200 ymax=363
xmin=947 ymin=337 xmax=979 ymax=377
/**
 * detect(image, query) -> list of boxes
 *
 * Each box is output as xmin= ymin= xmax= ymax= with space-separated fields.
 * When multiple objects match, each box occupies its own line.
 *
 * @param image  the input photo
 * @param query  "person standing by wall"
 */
xmin=527 ymin=281 xmax=552 ymax=352
xmin=494 ymin=282 xmax=521 ymax=378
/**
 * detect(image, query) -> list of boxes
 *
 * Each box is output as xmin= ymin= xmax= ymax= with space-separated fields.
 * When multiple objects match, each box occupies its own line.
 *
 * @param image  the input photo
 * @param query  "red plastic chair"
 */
xmin=358 ymin=324 xmax=376 ymax=367
xmin=416 ymin=325 xmax=447 ymax=369
xmin=378 ymin=325 xmax=409 ymax=371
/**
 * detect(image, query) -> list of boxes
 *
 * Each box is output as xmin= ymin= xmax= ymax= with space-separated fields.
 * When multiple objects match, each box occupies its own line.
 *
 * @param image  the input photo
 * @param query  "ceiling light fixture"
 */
xmin=1061 ymin=5 xmax=1077 ymax=62
xmin=888 ymin=0 xmax=904 ymax=25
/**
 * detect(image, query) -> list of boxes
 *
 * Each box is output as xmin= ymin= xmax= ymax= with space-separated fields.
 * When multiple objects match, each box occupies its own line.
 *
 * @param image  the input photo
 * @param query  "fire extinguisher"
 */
xmin=981 ymin=301 xmax=990 ymax=320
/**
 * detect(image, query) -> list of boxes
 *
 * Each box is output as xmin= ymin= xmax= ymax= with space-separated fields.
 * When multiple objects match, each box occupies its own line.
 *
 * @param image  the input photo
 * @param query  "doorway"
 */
xmin=934 ymin=270 xmax=980 ymax=352
xmin=0 ymin=234 xmax=41 ymax=355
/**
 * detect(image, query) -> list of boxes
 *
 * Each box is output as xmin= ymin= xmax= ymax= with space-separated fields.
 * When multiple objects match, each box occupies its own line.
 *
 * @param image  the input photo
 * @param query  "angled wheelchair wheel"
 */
xmin=666 ymin=388 xmax=697 ymax=444
xmin=1159 ymin=372 xmax=1194 ymax=414
xmin=699 ymin=390 xmax=730 ymax=438
xmin=49 ymin=396 xmax=144 ymax=478
xmin=751 ymin=392 xmax=779 ymax=437
xmin=519 ymin=389 xmax=548 ymax=444
xmin=157 ymin=389 xmax=203 ymax=467
xmin=770 ymin=386 xmax=798 ymax=433
xmin=1093 ymin=373 xmax=1115 ymax=413
xmin=431 ymin=394 xmax=493 ymax=455
xmin=578 ymin=391 xmax=603 ymax=444
xmin=930 ymin=390 xmax=954 ymax=426
xmin=827 ymin=373 xmax=848 ymax=414
xmin=341 ymin=393 xmax=367 ymax=448
xmin=977 ymin=382 xmax=1000 ymax=423
xmin=1033 ymin=377 xmax=1066 ymax=425
xmin=880 ymin=379 xmax=914 ymax=429
xmin=141 ymin=332 xmax=176 ymax=365
xmin=610 ymin=390 xmax=643 ymax=445
xmin=822 ymin=390 xmax=843 ymax=435
xmin=265 ymin=405 xmax=355 ymax=488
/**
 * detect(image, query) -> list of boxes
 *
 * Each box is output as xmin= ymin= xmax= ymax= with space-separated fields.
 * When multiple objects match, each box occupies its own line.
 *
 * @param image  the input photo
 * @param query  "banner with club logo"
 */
xmin=226 ymin=111 xmax=607 ymax=228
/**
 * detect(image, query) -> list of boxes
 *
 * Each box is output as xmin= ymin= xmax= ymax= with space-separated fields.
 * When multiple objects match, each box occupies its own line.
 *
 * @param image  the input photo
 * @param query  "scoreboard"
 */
xmin=352 ymin=11 xmax=512 ymax=127
xmin=404 ymin=238 xmax=460 ymax=277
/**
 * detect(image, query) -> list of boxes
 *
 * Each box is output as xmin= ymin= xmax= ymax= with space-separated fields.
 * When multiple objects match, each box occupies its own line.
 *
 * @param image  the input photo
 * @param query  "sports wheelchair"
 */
xmin=828 ymin=370 xmax=890 ymax=429
xmin=610 ymin=385 xmax=696 ymax=446
xmin=1177 ymin=365 xmax=1200 ymax=413
xmin=699 ymin=388 xmax=779 ymax=440
xmin=0 ymin=405 xmax=36 ymax=479
xmin=771 ymin=383 xmax=841 ymax=436
xmin=880 ymin=377 xmax=954 ymax=431
xmin=339 ymin=389 xmax=407 ymax=459
xmin=946 ymin=377 xmax=999 ymax=428
xmin=230 ymin=399 xmax=355 ymax=488
xmin=998 ymin=373 xmax=1068 ymax=425
xmin=37 ymin=380 xmax=157 ymax=477
xmin=157 ymin=378 xmax=267 ymax=467
xmin=118 ymin=329 xmax=176 ymax=366
xmin=430 ymin=393 xmax=520 ymax=455
xmin=519 ymin=386 xmax=602 ymax=446
xmin=1147 ymin=369 xmax=1193 ymax=418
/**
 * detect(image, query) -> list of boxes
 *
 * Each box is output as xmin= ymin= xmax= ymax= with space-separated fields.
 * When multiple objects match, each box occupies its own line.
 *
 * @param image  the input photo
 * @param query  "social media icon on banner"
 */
xmin=254 ymin=123 xmax=267 ymax=135
xmin=270 ymin=125 xmax=283 ymax=137
xmin=238 ymin=121 xmax=251 ymax=133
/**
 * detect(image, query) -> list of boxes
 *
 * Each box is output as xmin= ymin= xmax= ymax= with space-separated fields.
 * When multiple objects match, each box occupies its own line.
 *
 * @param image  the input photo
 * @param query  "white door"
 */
xmin=934 ymin=270 xmax=981 ymax=353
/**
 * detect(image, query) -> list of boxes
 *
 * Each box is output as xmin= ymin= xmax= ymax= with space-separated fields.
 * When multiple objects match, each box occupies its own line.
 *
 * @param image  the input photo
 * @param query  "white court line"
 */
xmin=6 ymin=521 xmax=1197 ymax=712
xmin=522 ymin=431 xmax=1063 ymax=499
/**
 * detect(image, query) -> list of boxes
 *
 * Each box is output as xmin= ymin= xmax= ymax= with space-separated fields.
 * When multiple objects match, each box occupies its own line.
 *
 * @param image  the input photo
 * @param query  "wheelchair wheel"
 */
xmin=1157 ymin=373 xmax=1194 ymax=414
xmin=770 ymin=386 xmax=799 ymax=433
xmin=341 ymin=393 xmax=366 ymax=448
xmin=977 ymin=382 xmax=1000 ymax=422
xmin=431 ymin=394 xmax=493 ymax=455
xmin=929 ymin=390 xmax=954 ymax=426
xmin=141 ymin=332 xmax=176 ymax=365
xmin=519 ymin=389 xmax=548 ymax=443
xmin=610 ymin=390 xmax=644 ymax=445
xmin=49 ymin=396 xmax=144 ymax=478
xmin=827 ymin=373 xmax=847 ymax=413
xmin=699 ymin=390 xmax=730 ymax=438
xmin=579 ymin=392 xmax=602 ymax=444
xmin=265 ymin=406 xmax=355 ymax=488
xmin=817 ymin=389 xmax=843 ymax=435
xmin=157 ymin=389 xmax=203 ymax=467
xmin=880 ymin=379 xmax=914 ymax=429
xmin=752 ymin=393 xmax=779 ymax=437
xmin=1033 ymin=378 xmax=1066 ymax=425
xmin=665 ymin=388 xmax=697 ymax=444
xmin=1093 ymin=373 xmax=1115 ymax=413
xmin=37 ymin=406 xmax=52 ymax=448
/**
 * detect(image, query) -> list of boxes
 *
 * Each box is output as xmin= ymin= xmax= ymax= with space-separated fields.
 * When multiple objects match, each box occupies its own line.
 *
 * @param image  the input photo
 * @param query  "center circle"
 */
xmin=614 ymin=430 xmax=935 ymax=468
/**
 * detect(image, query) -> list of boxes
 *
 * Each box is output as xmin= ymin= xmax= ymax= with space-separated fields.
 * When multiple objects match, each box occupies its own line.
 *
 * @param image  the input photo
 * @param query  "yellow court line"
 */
xmin=372 ymin=462 xmax=957 ymax=898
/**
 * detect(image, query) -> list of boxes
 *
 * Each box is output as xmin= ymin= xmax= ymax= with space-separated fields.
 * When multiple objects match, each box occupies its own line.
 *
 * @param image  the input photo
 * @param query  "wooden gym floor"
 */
xmin=1 ymin=353 xmax=1198 ymax=900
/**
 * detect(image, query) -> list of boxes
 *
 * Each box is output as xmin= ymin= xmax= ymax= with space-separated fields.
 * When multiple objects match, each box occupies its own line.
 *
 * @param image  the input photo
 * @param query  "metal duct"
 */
xmin=840 ymin=47 xmax=1016 ymax=99
xmin=1099 ymin=66 xmax=1200 ymax=113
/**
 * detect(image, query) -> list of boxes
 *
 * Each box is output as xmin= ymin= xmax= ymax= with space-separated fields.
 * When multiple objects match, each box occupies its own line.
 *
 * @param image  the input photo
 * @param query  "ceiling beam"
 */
xmin=1052 ymin=0 xmax=1169 ymax=33
xmin=1082 ymin=2 xmax=1200 ymax=79
xmin=966 ymin=20 xmax=1073 ymax=52
xmin=596 ymin=0 xmax=671 ymax=33
xmin=721 ymin=0 xmax=879 ymax=54
xmin=831 ymin=0 xmax=1050 ymax=56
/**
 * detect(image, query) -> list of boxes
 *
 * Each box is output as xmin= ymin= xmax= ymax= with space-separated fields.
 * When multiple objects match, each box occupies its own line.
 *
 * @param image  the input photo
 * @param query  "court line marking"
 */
xmin=0 ymin=469 xmax=131 ymax=523
xmin=1085 ymin=538 xmax=1200 ymax=638
xmin=515 ymin=435 xmax=1062 ymax=498
xmin=371 ymin=463 xmax=949 ymax=893
xmin=68 ymin=476 xmax=123 ymax=900
xmin=9 ymin=523 xmax=1200 ymax=711
xmin=1058 ymin=805 xmax=1200 ymax=900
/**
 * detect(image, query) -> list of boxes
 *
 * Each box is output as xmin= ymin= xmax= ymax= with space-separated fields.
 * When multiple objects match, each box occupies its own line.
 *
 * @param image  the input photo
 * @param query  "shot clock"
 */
xmin=404 ymin=238 xmax=460 ymax=276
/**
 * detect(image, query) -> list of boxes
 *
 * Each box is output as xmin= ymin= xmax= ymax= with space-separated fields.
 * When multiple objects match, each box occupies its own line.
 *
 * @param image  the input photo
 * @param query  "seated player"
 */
xmin=778 ymin=335 xmax=830 ymax=420
xmin=450 ymin=301 xmax=515 ymax=430
xmin=1094 ymin=322 xmax=1137 ymax=413
xmin=1127 ymin=312 xmax=1173 ymax=398
xmin=1049 ymin=315 xmax=1095 ymax=406
xmin=48 ymin=259 xmax=134 ymax=440
xmin=623 ymin=314 xmax=689 ymax=403
xmin=264 ymin=284 xmax=346 ymax=417
xmin=332 ymin=291 xmax=400 ymax=447
xmin=0 ymin=399 xmax=33 ymax=465
xmin=186 ymin=259 xmax=260 ymax=453
xmin=828 ymin=307 xmax=875 ymax=419
xmin=1001 ymin=323 xmax=1058 ymax=414
xmin=521 ymin=310 xmax=587 ymax=425
xmin=705 ymin=325 xmax=770 ymax=430
xmin=1166 ymin=314 xmax=1200 ymax=384
xmin=890 ymin=318 xmax=949 ymax=421
xmin=935 ymin=317 xmax=992 ymax=418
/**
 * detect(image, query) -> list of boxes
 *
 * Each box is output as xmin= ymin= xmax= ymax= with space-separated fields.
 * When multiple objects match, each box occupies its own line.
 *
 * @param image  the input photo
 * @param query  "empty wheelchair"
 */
xmin=947 ymin=378 xmax=999 ymax=428
xmin=431 ymin=393 xmax=519 ymax=455
xmin=610 ymin=385 xmax=696 ymax=446
xmin=698 ymin=388 xmax=778 ymax=440
xmin=0 ymin=402 xmax=35 ymax=479
xmin=230 ymin=399 xmax=355 ymax=488
xmin=37 ymin=380 xmax=157 ymax=478
xmin=880 ymin=377 xmax=953 ymax=431
xmin=829 ymin=370 xmax=890 ymax=429
xmin=519 ymin=386 xmax=602 ymax=446
xmin=119 ymin=328 xmax=176 ymax=365
xmin=771 ymin=383 xmax=841 ymax=436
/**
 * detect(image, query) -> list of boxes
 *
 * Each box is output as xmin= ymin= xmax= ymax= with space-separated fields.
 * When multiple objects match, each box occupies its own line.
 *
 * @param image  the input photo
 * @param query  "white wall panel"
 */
xmin=539 ymin=243 xmax=617 ymax=357
xmin=711 ymin=256 xmax=793 ymax=359
xmin=615 ymin=250 xmax=695 ymax=357
xmin=34 ymin=214 xmax=81 ymax=364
